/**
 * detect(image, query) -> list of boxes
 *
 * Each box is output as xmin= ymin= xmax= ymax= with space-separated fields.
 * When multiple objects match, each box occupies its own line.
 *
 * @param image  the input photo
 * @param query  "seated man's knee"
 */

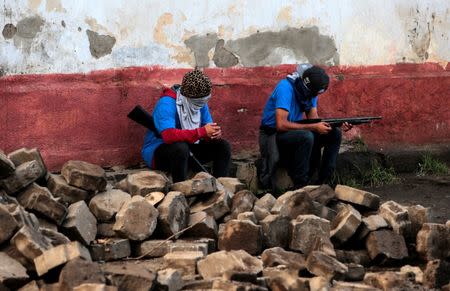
xmin=171 ymin=142 xmax=190 ymax=159
xmin=295 ymin=130 xmax=315 ymax=147
xmin=214 ymin=139 xmax=231 ymax=158
xmin=330 ymin=127 xmax=342 ymax=143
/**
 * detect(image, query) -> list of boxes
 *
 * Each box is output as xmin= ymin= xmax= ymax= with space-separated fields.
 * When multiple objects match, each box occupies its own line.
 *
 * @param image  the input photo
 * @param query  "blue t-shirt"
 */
xmin=141 ymin=96 xmax=213 ymax=167
xmin=261 ymin=79 xmax=318 ymax=128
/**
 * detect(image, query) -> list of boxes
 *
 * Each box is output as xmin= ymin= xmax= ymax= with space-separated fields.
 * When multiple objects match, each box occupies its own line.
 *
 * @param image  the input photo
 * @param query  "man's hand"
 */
xmin=204 ymin=123 xmax=221 ymax=138
xmin=342 ymin=122 xmax=353 ymax=132
xmin=314 ymin=122 xmax=332 ymax=134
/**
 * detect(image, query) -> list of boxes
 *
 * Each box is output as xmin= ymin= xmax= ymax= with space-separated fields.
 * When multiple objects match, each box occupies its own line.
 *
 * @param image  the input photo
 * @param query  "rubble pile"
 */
xmin=0 ymin=148 xmax=449 ymax=291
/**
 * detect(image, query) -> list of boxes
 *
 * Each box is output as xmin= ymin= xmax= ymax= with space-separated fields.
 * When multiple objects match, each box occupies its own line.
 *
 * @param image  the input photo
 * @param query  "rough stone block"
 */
xmin=47 ymin=174 xmax=89 ymax=205
xmin=183 ymin=211 xmax=218 ymax=239
xmin=61 ymin=160 xmax=107 ymax=192
xmin=102 ymin=262 xmax=156 ymax=291
xmin=0 ymin=151 xmax=15 ymax=179
xmin=59 ymin=258 xmax=105 ymax=291
xmin=331 ymin=204 xmax=362 ymax=244
xmin=0 ymin=160 xmax=44 ymax=194
xmin=217 ymin=177 xmax=245 ymax=194
xmin=237 ymin=211 xmax=258 ymax=223
xmin=8 ymin=148 xmax=47 ymax=178
xmin=345 ymin=263 xmax=365 ymax=281
xmin=218 ymin=219 xmax=263 ymax=255
xmin=40 ymin=228 xmax=70 ymax=246
xmin=235 ymin=161 xmax=259 ymax=193
xmin=264 ymin=269 xmax=308 ymax=291
xmin=313 ymin=201 xmax=337 ymax=221
xmin=17 ymin=280 xmax=40 ymax=291
xmin=156 ymin=268 xmax=183 ymax=291
xmin=253 ymin=205 xmax=271 ymax=221
xmin=90 ymin=238 xmax=131 ymax=261
xmin=291 ymin=214 xmax=335 ymax=256
xmin=113 ymin=196 xmax=158 ymax=241
xmin=34 ymin=241 xmax=92 ymax=276
xmin=379 ymin=200 xmax=411 ymax=236
xmin=126 ymin=170 xmax=170 ymax=196
xmin=306 ymin=251 xmax=348 ymax=280
xmin=272 ymin=189 xmax=315 ymax=219
xmin=423 ymin=260 xmax=450 ymax=289
xmin=335 ymin=249 xmax=371 ymax=267
xmin=0 ymin=204 xmax=18 ymax=244
xmin=365 ymin=230 xmax=408 ymax=263
xmin=255 ymin=193 xmax=276 ymax=211
xmin=211 ymin=279 xmax=264 ymax=291
xmin=144 ymin=191 xmax=165 ymax=206
xmin=136 ymin=240 xmax=172 ymax=258
xmin=190 ymin=189 xmax=231 ymax=220
xmin=171 ymin=176 xmax=217 ymax=196
xmin=334 ymin=185 xmax=380 ymax=210
xmin=10 ymin=225 xmax=52 ymax=260
xmin=97 ymin=222 xmax=115 ymax=238
xmin=17 ymin=183 xmax=67 ymax=225
xmin=89 ymin=189 xmax=131 ymax=222
xmin=157 ymin=191 xmax=190 ymax=237
xmin=0 ymin=252 xmax=29 ymax=289
xmin=8 ymin=204 xmax=40 ymax=230
xmin=364 ymin=271 xmax=420 ymax=290
xmin=260 ymin=214 xmax=290 ymax=249
xmin=307 ymin=184 xmax=336 ymax=205
xmin=357 ymin=214 xmax=389 ymax=239
xmin=197 ymin=250 xmax=263 ymax=279
xmin=73 ymin=284 xmax=118 ymax=291
xmin=163 ymin=251 xmax=204 ymax=275
xmin=416 ymin=223 xmax=450 ymax=261
xmin=400 ymin=265 xmax=423 ymax=284
xmin=332 ymin=281 xmax=379 ymax=291
xmin=407 ymin=205 xmax=431 ymax=239
xmin=309 ymin=276 xmax=331 ymax=291
xmin=261 ymin=247 xmax=306 ymax=272
xmin=63 ymin=200 xmax=97 ymax=245
xmin=228 ymin=190 xmax=257 ymax=220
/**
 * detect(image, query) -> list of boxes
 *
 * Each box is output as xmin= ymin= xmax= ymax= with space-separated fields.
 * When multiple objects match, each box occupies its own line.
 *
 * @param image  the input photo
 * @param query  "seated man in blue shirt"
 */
xmin=259 ymin=64 xmax=352 ymax=189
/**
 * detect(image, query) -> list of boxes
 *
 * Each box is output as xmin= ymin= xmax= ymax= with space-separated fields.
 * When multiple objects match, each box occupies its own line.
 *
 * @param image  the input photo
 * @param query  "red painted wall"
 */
xmin=1 ymin=63 xmax=449 ymax=170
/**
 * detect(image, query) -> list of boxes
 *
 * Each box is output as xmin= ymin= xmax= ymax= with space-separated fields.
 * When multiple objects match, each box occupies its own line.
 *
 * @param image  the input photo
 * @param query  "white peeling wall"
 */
xmin=0 ymin=0 xmax=449 ymax=74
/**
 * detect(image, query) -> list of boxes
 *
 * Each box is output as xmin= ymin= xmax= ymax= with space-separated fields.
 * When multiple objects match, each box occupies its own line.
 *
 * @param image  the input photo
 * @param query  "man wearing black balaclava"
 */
xmin=259 ymin=64 xmax=352 ymax=191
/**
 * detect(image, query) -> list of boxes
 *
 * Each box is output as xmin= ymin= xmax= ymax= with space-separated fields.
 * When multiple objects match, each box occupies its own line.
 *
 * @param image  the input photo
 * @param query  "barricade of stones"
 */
xmin=0 ymin=148 xmax=449 ymax=290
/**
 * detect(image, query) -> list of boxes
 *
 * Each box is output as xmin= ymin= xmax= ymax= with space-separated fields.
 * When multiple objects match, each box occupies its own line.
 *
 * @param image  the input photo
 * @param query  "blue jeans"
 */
xmin=276 ymin=127 xmax=342 ymax=187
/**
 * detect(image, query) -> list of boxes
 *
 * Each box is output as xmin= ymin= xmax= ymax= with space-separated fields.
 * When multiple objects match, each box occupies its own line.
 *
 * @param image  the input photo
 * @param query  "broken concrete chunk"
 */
xmin=144 ymin=191 xmax=165 ymax=206
xmin=331 ymin=204 xmax=362 ymax=244
xmin=97 ymin=222 xmax=115 ymax=238
xmin=255 ymin=193 xmax=276 ymax=211
xmin=332 ymin=281 xmax=379 ymax=291
xmin=306 ymin=251 xmax=348 ymax=280
xmin=136 ymin=240 xmax=172 ymax=258
xmin=61 ymin=160 xmax=107 ymax=192
xmin=335 ymin=249 xmax=371 ymax=267
xmin=197 ymin=250 xmax=263 ymax=279
xmin=7 ymin=148 xmax=47 ymax=178
xmin=113 ymin=195 xmax=158 ymax=241
xmin=157 ymin=191 xmax=190 ymax=238
xmin=265 ymin=269 xmax=308 ymax=291
xmin=183 ymin=211 xmax=218 ymax=239
xmin=260 ymin=214 xmax=290 ymax=249
xmin=365 ymin=229 xmax=408 ymax=263
xmin=291 ymin=214 xmax=335 ymax=256
xmin=10 ymin=225 xmax=52 ymax=261
xmin=228 ymin=189 xmax=257 ymax=219
xmin=73 ymin=284 xmax=118 ymax=291
xmin=0 ymin=252 xmax=29 ymax=290
xmin=34 ymin=241 xmax=92 ymax=276
xmin=261 ymin=247 xmax=306 ymax=272
xmin=423 ymin=259 xmax=450 ymax=289
xmin=40 ymin=228 xmax=70 ymax=246
xmin=0 ymin=160 xmax=44 ymax=194
xmin=334 ymin=185 xmax=380 ymax=210
xmin=63 ymin=201 xmax=97 ymax=245
xmin=88 ymin=189 xmax=131 ymax=222
xmin=416 ymin=223 xmax=450 ymax=261
xmin=237 ymin=211 xmax=258 ymax=224
xmin=171 ymin=176 xmax=217 ymax=196
xmin=164 ymin=251 xmax=205 ymax=276
xmin=273 ymin=189 xmax=315 ymax=219
xmin=313 ymin=201 xmax=337 ymax=221
xmin=156 ymin=268 xmax=183 ymax=291
xmin=218 ymin=219 xmax=263 ymax=255
xmin=17 ymin=183 xmax=67 ymax=225
xmin=379 ymin=200 xmax=411 ymax=236
xmin=309 ymin=276 xmax=331 ymax=291
xmin=253 ymin=205 xmax=271 ymax=221
xmin=364 ymin=271 xmax=417 ymax=290
xmin=190 ymin=189 xmax=231 ymax=220
xmin=0 ymin=151 xmax=15 ymax=179
xmin=7 ymin=204 xmax=39 ymax=230
xmin=400 ymin=265 xmax=423 ymax=284
xmin=345 ymin=263 xmax=365 ymax=281
xmin=126 ymin=170 xmax=170 ymax=196
xmin=90 ymin=238 xmax=131 ymax=261
xmin=47 ymin=174 xmax=89 ymax=205
xmin=0 ymin=204 xmax=18 ymax=244
xmin=102 ymin=262 xmax=156 ymax=291
xmin=307 ymin=184 xmax=336 ymax=205
xmin=58 ymin=258 xmax=105 ymax=291
xmin=217 ymin=177 xmax=245 ymax=194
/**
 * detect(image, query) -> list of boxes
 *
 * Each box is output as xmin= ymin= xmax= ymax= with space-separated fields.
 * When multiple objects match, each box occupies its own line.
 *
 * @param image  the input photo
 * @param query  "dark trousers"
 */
xmin=276 ymin=127 xmax=342 ymax=187
xmin=153 ymin=139 xmax=231 ymax=182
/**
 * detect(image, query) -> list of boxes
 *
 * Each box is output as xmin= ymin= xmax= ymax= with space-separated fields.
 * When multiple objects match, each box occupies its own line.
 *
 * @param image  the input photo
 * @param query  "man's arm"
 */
xmin=275 ymin=108 xmax=331 ymax=134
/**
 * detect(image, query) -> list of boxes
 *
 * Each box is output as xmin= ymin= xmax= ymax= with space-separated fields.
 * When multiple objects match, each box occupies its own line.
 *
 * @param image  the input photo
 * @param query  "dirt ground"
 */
xmin=365 ymin=174 xmax=450 ymax=223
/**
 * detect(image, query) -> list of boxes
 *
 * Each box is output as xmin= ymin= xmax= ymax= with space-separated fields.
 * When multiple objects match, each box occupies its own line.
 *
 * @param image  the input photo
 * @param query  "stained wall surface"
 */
xmin=1 ymin=0 xmax=449 ymax=169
